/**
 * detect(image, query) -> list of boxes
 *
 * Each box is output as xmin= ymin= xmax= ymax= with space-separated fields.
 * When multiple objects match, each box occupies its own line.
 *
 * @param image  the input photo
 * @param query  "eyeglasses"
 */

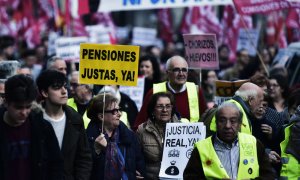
xmin=155 ymin=104 xmax=173 ymax=111
xmin=104 ymin=108 xmax=122 ymax=115
xmin=170 ymin=68 xmax=188 ymax=73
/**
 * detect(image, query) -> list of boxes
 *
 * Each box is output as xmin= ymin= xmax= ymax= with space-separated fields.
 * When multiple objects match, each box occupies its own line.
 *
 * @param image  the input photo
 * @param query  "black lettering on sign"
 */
xmin=82 ymin=49 xmax=88 ymax=59
xmin=81 ymin=49 xmax=137 ymax=62
xmin=81 ymin=68 xmax=116 ymax=81
xmin=165 ymin=139 xmax=186 ymax=147
xmin=121 ymin=70 xmax=135 ymax=81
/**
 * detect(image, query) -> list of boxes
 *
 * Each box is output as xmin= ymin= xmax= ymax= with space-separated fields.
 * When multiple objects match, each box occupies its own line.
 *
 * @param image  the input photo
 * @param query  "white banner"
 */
xmin=159 ymin=123 xmax=206 ymax=179
xmin=99 ymin=0 xmax=233 ymax=12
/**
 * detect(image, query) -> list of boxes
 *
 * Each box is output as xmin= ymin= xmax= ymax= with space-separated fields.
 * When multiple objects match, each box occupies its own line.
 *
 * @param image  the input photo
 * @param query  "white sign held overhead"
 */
xmin=85 ymin=25 xmax=114 ymax=44
xmin=55 ymin=36 xmax=88 ymax=62
xmin=132 ymin=27 xmax=157 ymax=46
xmin=99 ymin=0 xmax=233 ymax=12
xmin=159 ymin=123 xmax=206 ymax=179
xmin=237 ymin=28 xmax=260 ymax=56
xmin=119 ymin=76 xmax=145 ymax=111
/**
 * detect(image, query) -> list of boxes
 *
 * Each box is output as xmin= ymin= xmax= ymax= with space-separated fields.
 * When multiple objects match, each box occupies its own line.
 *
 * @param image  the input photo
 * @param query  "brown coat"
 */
xmin=136 ymin=116 xmax=180 ymax=180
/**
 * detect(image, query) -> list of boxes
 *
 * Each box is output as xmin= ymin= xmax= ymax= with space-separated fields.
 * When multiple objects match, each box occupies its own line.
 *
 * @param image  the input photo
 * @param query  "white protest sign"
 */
xmin=237 ymin=28 xmax=260 ymax=56
xmin=99 ymin=0 xmax=233 ymax=12
xmin=55 ymin=36 xmax=88 ymax=62
xmin=159 ymin=123 xmax=206 ymax=179
xmin=85 ymin=25 xmax=113 ymax=44
xmin=119 ymin=76 xmax=145 ymax=111
xmin=47 ymin=31 xmax=59 ymax=56
xmin=116 ymin=26 xmax=130 ymax=42
xmin=132 ymin=27 xmax=157 ymax=46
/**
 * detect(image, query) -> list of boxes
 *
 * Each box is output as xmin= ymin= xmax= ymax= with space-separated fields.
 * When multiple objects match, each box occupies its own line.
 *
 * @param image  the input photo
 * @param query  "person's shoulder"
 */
xmin=64 ymin=105 xmax=84 ymax=124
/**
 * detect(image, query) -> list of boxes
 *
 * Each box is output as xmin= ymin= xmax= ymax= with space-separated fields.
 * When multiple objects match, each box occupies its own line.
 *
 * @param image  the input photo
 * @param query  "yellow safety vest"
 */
xmin=67 ymin=98 xmax=130 ymax=129
xmin=67 ymin=98 xmax=90 ymax=129
xmin=195 ymin=133 xmax=259 ymax=179
xmin=280 ymin=123 xmax=300 ymax=179
xmin=153 ymin=81 xmax=199 ymax=122
xmin=210 ymin=99 xmax=252 ymax=134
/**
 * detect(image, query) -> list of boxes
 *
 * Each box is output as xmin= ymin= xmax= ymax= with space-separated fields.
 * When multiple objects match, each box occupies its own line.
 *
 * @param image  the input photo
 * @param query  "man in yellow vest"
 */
xmin=206 ymin=82 xmax=270 ymax=136
xmin=67 ymin=82 xmax=93 ymax=129
xmin=280 ymin=105 xmax=300 ymax=179
xmin=134 ymin=55 xmax=207 ymax=130
xmin=184 ymin=102 xmax=275 ymax=179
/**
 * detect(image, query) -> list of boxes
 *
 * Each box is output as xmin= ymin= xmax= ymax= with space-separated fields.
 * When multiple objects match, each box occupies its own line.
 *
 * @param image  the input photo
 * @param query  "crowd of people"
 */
xmin=0 ymin=33 xmax=300 ymax=180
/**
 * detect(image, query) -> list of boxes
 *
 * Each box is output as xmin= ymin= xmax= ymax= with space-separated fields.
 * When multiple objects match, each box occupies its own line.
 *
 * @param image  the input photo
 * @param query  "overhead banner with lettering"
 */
xmin=183 ymin=34 xmax=219 ymax=70
xmin=79 ymin=44 xmax=140 ymax=86
xmin=99 ymin=0 xmax=233 ymax=12
xmin=159 ymin=123 xmax=206 ymax=179
xmin=233 ymin=0 xmax=300 ymax=15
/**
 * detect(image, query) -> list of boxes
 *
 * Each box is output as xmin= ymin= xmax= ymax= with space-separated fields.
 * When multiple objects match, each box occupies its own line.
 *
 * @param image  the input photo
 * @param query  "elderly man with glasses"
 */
xmin=134 ymin=55 xmax=207 ymax=130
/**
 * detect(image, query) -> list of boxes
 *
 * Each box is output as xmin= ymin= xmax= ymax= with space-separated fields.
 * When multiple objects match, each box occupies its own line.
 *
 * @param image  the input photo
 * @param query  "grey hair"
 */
xmin=165 ymin=55 xmax=187 ymax=70
xmin=46 ymin=56 xmax=64 ymax=70
xmin=235 ymin=89 xmax=258 ymax=101
xmin=216 ymin=101 xmax=243 ymax=123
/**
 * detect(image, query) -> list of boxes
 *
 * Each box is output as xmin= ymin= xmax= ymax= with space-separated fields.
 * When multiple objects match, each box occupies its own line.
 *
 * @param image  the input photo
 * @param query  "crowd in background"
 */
xmin=0 ymin=3 xmax=300 ymax=178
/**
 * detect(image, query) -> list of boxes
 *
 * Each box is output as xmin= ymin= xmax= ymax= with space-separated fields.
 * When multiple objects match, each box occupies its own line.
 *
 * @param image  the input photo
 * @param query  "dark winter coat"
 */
xmin=0 ymin=108 xmax=64 ymax=180
xmin=86 ymin=121 xmax=145 ymax=180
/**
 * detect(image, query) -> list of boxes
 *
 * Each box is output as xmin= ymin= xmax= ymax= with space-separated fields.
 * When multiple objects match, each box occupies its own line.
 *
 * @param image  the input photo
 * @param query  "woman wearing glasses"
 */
xmin=86 ymin=93 xmax=145 ymax=180
xmin=136 ymin=92 xmax=187 ymax=179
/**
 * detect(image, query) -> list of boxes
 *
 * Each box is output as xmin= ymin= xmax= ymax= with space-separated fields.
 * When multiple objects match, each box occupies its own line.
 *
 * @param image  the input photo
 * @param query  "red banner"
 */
xmin=233 ymin=0 xmax=300 ymax=15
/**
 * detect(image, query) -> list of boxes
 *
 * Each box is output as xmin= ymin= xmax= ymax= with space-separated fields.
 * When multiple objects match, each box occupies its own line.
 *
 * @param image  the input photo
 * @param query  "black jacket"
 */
xmin=39 ymin=105 xmax=93 ymax=180
xmin=0 ymin=108 xmax=64 ymax=180
xmin=86 ymin=121 xmax=145 ymax=180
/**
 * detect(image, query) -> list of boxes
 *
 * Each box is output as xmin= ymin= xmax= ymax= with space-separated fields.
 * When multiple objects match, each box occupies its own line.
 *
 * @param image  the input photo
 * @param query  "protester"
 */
xmin=136 ymin=92 xmax=187 ymax=179
xmin=268 ymin=73 xmax=289 ymax=112
xmin=134 ymin=55 xmax=207 ymax=130
xmin=184 ymin=102 xmax=275 ymax=179
xmin=0 ymin=35 xmax=16 ymax=61
xmin=220 ymin=49 xmax=250 ymax=81
xmin=46 ymin=56 xmax=67 ymax=76
xmin=218 ymin=44 xmax=232 ymax=70
xmin=67 ymin=72 xmax=93 ymax=129
xmin=36 ymin=70 xmax=92 ymax=180
xmin=201 ymin=70 xmax=218 ymax=108
xmin=207 ymin=82 xmax=266 ymax=136
xmin=139 ymin=54 xmax=162 ymax=100
xmin=98 ymin=85 xmax=138 ymax=129
xmin=86 ymin=93 xmax=145 ymax=180
xmin=0 ymin=74 xmax=63 ymax=180
xmin=280 ymin=105 xmax=300 ymax=179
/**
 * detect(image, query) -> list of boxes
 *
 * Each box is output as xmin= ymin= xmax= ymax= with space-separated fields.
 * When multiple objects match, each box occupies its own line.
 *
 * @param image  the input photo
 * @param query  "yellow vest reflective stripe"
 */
xmin=67 ymin=98 xmax=90 ymax=129
xmin=67 ymin=98 xmax=130 ymax=129
xmin=195 ymin=133 xmax=259 ymax=179
xmin=280 ymin=123 xmax=300 ymax=179
xmin=210 ymin=99 xmax=252 ymax=134
xmin=180 ymin=118 xmax=189 ymax=123
xmin=153 ymin=81 xmax=200 ymax=122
